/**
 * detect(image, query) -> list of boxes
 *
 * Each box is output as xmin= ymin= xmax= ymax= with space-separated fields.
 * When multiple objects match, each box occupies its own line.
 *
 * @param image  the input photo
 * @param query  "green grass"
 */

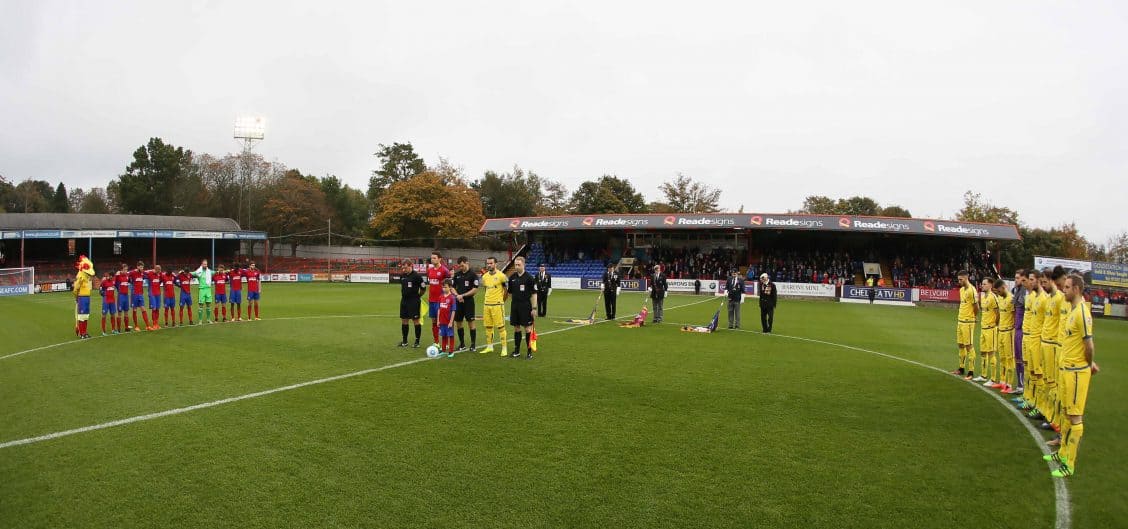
xmin=1 ymin=284 xmax=1125 ymax=528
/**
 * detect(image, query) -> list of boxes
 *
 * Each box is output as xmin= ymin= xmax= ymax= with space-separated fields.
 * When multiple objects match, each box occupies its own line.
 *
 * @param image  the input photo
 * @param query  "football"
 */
xmin=426 ymin=344 xmax=441 ymax=358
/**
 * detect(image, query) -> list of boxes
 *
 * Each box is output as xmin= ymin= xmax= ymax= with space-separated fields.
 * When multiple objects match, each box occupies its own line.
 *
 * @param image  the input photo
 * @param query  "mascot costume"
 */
xmin=73 ymin=254 xmax=95 ymax=339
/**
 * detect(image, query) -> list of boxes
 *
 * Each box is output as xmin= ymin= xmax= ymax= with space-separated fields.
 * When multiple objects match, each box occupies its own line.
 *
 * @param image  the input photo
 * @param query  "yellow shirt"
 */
xmin=1060 ymin=300 xmax=1093 ymax=367
xmin=1041 ymin=289 xmax=1064 ymax=343
xmin=958 ymin=284 xmax=978 ymax=323
xmin=481 ymin=270 xmax=508 ymax=305
xmin=1057 ymin=295 xmax=1071 ymax=344
xmin=998 ymin=291 xmax=1015 ymax=330
xmin=981 ymin=291 xmax=999 ymax=328
xmin=73 ymin=271 xmax=92 ymax=297
xmin=1022 ymin=290 xmax=1041 ymax=335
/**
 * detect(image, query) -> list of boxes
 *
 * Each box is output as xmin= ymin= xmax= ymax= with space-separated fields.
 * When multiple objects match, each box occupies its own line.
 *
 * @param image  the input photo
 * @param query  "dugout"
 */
xmin=0 ymin=213 xmax=266 ymax=282
xmin=480 ymin=213 xmax=1022 ymax=285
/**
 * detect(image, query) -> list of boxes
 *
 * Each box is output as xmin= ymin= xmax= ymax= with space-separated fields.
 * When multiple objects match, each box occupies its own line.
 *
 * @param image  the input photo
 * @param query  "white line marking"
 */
xmin=727 ymin=328 xmax=1071 ymax=529
xmin=0 ymin=297 xmax=714 ymax=449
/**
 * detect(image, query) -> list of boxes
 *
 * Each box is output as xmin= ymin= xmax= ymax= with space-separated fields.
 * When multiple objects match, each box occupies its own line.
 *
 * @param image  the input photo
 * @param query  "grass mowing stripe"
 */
xmin=0 ymin=296 xmax=715 ymax=449
xmin=0 ymin=314 xmax=403 ymax=362
xmin=727 ymin=327 xmax=1072 ymax=529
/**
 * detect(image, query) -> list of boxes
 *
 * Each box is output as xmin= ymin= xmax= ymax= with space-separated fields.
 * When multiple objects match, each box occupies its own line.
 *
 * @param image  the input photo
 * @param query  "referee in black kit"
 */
xmin=507 ymin=256 xmax=538 ymax=359
xmin=397 ymin=260 xmax=426 ymax=347
xmin=602 ymin=262 xmax=620 ymax=320
xmin=453 ymin=256 xmax=480 ymax=351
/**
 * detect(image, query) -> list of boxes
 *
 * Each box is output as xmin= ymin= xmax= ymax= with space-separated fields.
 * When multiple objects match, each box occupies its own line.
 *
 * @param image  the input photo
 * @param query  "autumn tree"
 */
xmin=798 ymin=195 xmax=900 ymax=216
xmin=10 ymin=179 xmax=53 ymax=212
xmin=472 ymin=166 xmax=542 ymax=218
xmin=77 ymin=188 xmax=113 ymax=214
xmin=537 ymin=179 xmax=570 ymax=215
xmin=657 ymin=173 xmax=721 ymax=213
xmin=52 ymin=182 xmax=70 ymax=213
xmin=259 ymin=173 xmax=332 ymax=255
xmin=1106 ymin=231 xmax=1128 ymax=264
xmin=569 ymin=175 xmax=647 ymax=214
xmin=955 ymin=191 xmax=1020 ymax=225
xmin=111 ymin=138 xmax=194 ymax=215
xmin=370 ymin=171 xmax=484 ymax=244
xmin=368 ymin=142 xmax=426 ymax=202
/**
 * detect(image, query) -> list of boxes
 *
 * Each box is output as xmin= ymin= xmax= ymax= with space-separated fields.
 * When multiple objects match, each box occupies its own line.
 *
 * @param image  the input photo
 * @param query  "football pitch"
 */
xmin=2 ymin=284 xmax=1125 ymax=528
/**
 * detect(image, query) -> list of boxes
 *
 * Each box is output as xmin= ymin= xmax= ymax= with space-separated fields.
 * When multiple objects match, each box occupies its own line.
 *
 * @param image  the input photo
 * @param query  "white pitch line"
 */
xmin=725 ymin=328 xmax=1071 ymax=529
xmin=0 ymin=296 xmax=714 ymax=449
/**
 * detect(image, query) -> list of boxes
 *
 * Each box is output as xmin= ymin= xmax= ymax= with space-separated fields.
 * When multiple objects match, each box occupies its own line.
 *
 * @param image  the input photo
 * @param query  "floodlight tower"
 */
xmin=233 ymin=116 xmax=266 ymax=229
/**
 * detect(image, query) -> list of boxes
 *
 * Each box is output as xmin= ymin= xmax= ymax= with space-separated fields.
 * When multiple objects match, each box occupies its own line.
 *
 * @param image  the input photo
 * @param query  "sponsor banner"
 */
xmin=841 ymin=285 xmax=913 ymax=302
xmin=331 ymin=273 xmax=349 ymax=282
xmin=1091 ymin=299 xmax=1105 ymax=316
xmin=297 ymin=274 xmax=314 ymax=282
xmin=481 ymin=214 xmax=1020 ymax=240
xmin=60 ymin=230 xmax=118 ymax=238
xmin=0 ymin=229 xmax=268 ymax=240
xmin=775 ymin=282 xmax=836 ymax=298
xmin=667 ymin=278 xmax=712 ymax=293
xmin=917 ymin=287 xmax=960 ymax=302
xmin=1108 ymin=303 xmax=1128 ymax=318
xmin=311 ymin=273 xmax=329 ymax=282
xmin=349 ymin=273 xmax=390 ymax=283
xmin=580 ymin=277 xmax=647 ymax=292
xmin=267 ymin=273 xmax=297 ymax=282
xmin=1091 ymin=261 xmax=1128 ymax=289
xmin=0 ymin=285 xmax=33 ymax=296
xmin=1034 ymin=256 xmax=1092 ymax=273
xmin=35 ymin=283 xmax=70 ymax=293
xmin=552 ymin=277 xmax=582 ymax=290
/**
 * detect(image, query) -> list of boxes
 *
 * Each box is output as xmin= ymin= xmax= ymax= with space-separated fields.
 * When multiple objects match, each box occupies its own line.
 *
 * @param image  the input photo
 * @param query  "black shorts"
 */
xmin=454 ymin=297 xmax=476 ymax=322
xmin=510 ymin=302 xmax=534 ymax=327
xmin=400 ymin=298 xmax=421 ymax=320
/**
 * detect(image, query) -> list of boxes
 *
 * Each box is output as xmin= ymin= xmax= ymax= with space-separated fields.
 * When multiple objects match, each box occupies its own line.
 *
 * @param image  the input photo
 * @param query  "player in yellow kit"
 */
xmin=951 ymin=270 xmax=979 ymax=379
xmin=1019 ymin=270 xmax=1045 ymax=411
xmin=974 ymin=277 xmax=999 ymax=385
xmin=1043 ymin=273 xmax=1098 ymax=478
xmin=478 ymin=257 xmax=509 ymax=356
xmin=1035 ymin=268 xmax=1065 ymax=430
xmin=991 ymin=279 xmax=1015 ymax=392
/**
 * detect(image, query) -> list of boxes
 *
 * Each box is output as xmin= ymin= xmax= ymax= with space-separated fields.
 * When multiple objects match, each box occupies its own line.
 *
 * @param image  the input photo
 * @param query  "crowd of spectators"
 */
xmin=747 ymin=251 xmax=855 ymax=285
xmin=888 ymin=248 xmax=995 ymax=289
xmin=642 ymin=247 xmax=740 ymax=280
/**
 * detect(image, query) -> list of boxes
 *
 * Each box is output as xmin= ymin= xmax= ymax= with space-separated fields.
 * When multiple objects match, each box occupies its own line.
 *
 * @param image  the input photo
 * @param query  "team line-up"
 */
xmin=72 ymin=256 xmax=264 ymax=337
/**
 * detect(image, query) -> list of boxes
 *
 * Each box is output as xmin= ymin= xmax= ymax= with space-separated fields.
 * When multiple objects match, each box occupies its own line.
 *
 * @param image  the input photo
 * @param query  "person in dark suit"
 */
xmin=535 ymin=264 xmax=552 ymax=317
xmin=602 ymin=263 xmax=620 ymax=320
xmin=650 ymin=264 xmax=668 ymax=323
xmin=726 ymin=269 xmax=745 ymax=329
xmin=759 ymin=272 xmax=777 ymax=333
xmin=694 ymin=278 xmax=702 ymax=295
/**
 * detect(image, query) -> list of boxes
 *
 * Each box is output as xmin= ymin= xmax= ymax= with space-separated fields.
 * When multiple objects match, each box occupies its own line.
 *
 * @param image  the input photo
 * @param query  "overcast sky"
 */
xmin=2 ymin=1 xmax=1125 ymax=242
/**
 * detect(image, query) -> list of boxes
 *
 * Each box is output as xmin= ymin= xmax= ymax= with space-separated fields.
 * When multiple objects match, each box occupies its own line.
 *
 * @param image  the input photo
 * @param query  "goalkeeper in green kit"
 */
xmin=191 ymin=259 xmax=215 ymax=324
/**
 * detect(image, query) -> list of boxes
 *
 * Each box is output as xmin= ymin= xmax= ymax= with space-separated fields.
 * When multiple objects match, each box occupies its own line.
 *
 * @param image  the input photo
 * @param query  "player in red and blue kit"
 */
xmin=426 ymin=251 xmax=450 ymax=345
xmin=244 ymin=262 xmax=261 ymax=320
xmin=114 ymin=264 xmax=131 ymax=331
xmin=129 ymin=261 xmax=151 ymax=331
xmin=176 ymin=269 xmax=194 ymax=325
xmin=147 ymin=265 xmax=163 ymax=330
xmin=229 ymin=266 xmax=243 ymax=321
xmin=437 ymin=279 xmax=458 ymax=357
xmin=99 ymin=271 xmax=118 ymax=335
xmin=159 ymin=268 xmax=177 ymax=326
xmin=213 ymin=266 xmax=230 ymax=323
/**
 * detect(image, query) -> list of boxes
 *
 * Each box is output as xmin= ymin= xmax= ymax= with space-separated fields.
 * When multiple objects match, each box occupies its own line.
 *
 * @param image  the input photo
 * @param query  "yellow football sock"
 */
xmin=498 ymin=327 xmax=507 ymax=346
xmin=967 ymin=349 xmax=978 ymax=373
xmin=990 ymin=355 xmax=998 ymax=381
xmin=959 ymin=349 xmax=967 ymax=369
xmin=485 ymin=328 xmax=494 ymax=347
xmin=1062 ymin=421 xmax=1082 ymax=469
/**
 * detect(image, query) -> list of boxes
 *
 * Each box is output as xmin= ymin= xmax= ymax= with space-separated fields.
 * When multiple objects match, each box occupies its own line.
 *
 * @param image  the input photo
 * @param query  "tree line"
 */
xmin=1 ymin=139 xmax=1125 ymax=265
